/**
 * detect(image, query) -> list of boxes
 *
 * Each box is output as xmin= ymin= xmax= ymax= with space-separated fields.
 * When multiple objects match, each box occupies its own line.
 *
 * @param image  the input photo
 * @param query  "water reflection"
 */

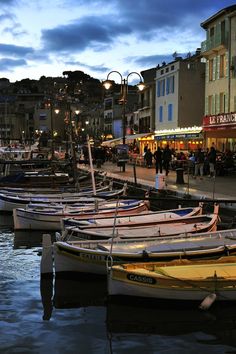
xmin=40 ymin=274 xmax=107 ymax=321
xmin=40 ymin=274 xmax=236 ymax=352
xmin=0 ymin=213 xmax=13 ymax=230
xmin=1 ymin=216 xmax=236 ymax=353
xmin=14 ymin=229 xmax=57 ymax=249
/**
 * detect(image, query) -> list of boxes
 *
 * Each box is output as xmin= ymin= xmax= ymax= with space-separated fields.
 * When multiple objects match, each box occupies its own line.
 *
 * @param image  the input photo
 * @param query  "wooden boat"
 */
xmin=0 ymin=170 xmax=72 ymax=187
xmin=13 ymin=199 xmax=149 ymax=230
xmin=52 ymin=227 xmax=236 ymax=276
xmin=65 ymin=204 xmax=203 ymax=229
xmin=64 ymin=205 xmax=219 ymax=240
xmin=108 ymin=255 xmax=236 ymax=305
xmin=0 ymin=184 xmax=127 ymax=212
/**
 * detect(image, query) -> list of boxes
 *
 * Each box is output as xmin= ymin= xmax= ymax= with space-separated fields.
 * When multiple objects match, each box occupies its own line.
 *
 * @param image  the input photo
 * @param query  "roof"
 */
xmin=201 ymin=5 xmax=236 ymax=28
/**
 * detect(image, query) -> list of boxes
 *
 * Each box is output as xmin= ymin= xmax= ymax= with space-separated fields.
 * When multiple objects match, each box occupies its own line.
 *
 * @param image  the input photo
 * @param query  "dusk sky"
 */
xmin=0 ymin=0 xmax=235 ymax=83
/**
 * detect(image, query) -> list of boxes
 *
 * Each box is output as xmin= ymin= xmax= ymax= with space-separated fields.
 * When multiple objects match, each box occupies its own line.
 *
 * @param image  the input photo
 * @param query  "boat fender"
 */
xmin=142 ymin=250 xmax=149 ymax=259
xmin=199 ymin=293 xmax=217 ymax=310
xmin=55 ymin=232 xmax=61 ymax=241
xmin=106 ymin=255 xmax=113 ymax=271
xmin=224 ymin=245 xmax=230 ymax=256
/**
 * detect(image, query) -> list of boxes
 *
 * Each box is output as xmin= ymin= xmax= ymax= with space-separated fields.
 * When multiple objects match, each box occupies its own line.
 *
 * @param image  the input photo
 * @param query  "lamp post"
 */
xmin=49 ymin=101 xmax=59 ymax=160
xmin=103 ymin=71 xmax=145 ymax=171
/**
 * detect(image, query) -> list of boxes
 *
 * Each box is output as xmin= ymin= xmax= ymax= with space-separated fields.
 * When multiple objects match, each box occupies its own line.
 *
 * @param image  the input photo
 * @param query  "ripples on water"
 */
xmin=1 ymin=214 xmax=236 ymax=353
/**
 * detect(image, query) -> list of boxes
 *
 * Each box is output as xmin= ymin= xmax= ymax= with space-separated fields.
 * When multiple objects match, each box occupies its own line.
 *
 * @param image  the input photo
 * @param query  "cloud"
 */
xmin=129 ymin=54 xmax=175 ymax=68
xmin=0 ymin=43 xmax=33 ymax=57
xmin=40 ymin=0 xmax=235 ymax=58
xmin=0 ymin=0 xmax=18 ymax=5
xmin=0 ymin=13 xmax=14 ymax=21
xmin=41 ymin=15 xmax=130 ymax=53
xmin=0 ymin=57 xmax=27 ymax=71
xmin=1 ymin=0 xmax=235 ymax=80
xmin=3 ymin=23 xmax=27 ymax=37
xmin=65 ymin=59 xmax=110 ymax=73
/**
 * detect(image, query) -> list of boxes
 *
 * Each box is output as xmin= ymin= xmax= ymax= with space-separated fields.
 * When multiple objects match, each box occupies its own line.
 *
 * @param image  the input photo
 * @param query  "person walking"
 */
xmin=207 ymin=145 xmax=217 ymax=177
xmin=194 ymin=147 xmax=205 ymax=179
xmin=145 ymin=148 xmax=153 ymax=168
xmin=154 ymin=146 xmax=163 ymax=174
xmin=163 ymin=144 xmax=172 ymax=176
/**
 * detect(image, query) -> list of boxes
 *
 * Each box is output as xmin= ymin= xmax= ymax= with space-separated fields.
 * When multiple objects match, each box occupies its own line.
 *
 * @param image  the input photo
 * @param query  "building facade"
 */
xmin=201 ymin=5 xmax=236 ymax=152
xmin=154 ymin=53 xmax=205 ymax=152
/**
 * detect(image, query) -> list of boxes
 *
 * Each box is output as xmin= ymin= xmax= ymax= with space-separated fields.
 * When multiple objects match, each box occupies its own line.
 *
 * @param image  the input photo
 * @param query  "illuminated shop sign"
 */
xmin=203 ymin=113 xmax=236 ymax=129
xmin=155 ymin=133 xmax=202 ymax=140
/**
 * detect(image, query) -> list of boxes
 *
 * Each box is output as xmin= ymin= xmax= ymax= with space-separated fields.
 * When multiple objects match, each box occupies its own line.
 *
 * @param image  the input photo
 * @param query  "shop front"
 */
xmin=203 ymin=113 xmax=236 ymax=152
xmin=154 ymin=127 xmax=203 ymax=153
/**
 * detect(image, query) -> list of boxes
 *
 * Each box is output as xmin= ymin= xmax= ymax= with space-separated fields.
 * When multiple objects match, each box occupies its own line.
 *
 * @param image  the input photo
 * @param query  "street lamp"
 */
xmin=103 ymin=70 xmax=145 ymax=171
xmin=49 ymin=103 xmax=60 ymax=160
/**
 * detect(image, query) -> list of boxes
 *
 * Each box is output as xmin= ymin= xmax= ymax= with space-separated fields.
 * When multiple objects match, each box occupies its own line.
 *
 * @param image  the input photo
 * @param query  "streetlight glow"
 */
xmin=103 ymin=70 xmax=145 ymax=171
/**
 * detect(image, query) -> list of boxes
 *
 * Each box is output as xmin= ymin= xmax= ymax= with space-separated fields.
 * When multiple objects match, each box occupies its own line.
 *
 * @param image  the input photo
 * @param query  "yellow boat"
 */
xmin=108 ymin=256 xmax=236 ymax=307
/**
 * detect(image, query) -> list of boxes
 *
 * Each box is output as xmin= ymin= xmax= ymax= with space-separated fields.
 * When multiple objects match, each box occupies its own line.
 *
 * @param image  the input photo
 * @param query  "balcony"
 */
xmin=201 ymin=32 xmax=227 ymax=56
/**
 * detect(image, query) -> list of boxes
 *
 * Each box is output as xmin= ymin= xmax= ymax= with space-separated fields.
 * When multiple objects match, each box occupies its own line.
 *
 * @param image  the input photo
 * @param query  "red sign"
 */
xmin=203 ymin=112 xmax=236 ymax=130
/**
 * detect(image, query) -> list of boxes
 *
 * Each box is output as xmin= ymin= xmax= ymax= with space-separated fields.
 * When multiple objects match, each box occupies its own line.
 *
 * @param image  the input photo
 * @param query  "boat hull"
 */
xmin=108 ymin=258 xmax=236 ymax=302
xmin=13 ymin=202 xmax=149 ymax=230
xmin=52 ymin=228 xmax=236 ymax=275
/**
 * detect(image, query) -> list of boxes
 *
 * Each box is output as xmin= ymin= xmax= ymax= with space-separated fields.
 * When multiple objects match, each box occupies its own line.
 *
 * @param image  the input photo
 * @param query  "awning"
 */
xmin=101 ymin=138 xmax=122 ymax=147
xmin=126 ymin=133 xmax=153 ymax=141
xmin=101 ymin=133 xmax=153 ymax=147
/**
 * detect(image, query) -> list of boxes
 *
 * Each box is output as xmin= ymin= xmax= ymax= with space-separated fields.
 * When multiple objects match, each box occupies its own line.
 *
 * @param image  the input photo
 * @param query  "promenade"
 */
xmin=80 ymin=160 xmax=236 ymax=203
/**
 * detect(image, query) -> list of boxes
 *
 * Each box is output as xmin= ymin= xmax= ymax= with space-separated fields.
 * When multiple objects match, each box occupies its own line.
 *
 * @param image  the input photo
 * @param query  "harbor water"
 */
xmin=1 ymin=214 xmax=236 ymax=354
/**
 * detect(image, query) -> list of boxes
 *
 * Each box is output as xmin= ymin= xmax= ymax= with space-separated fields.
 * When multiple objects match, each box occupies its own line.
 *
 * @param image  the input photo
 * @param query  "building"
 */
xmin=103 ymin=87 xmax=139 ymax=139
xmin=201 ymin=5 xmax=236 ymax=152
xmin=154 ymin=52 xmax=205 ymax=152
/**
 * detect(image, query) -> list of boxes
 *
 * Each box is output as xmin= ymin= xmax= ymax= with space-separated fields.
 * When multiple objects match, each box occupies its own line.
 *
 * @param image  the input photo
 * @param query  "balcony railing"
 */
xmin=201 ymin=32 xmax=227 ymax=53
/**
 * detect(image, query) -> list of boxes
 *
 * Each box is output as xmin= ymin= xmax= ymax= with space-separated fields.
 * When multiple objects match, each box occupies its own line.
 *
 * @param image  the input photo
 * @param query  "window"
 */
xmin=166 ymin=78 xmax=170 ymax=95
xmin=166 ymin=76 xmax=175 ymax=95
xmin=171 ymin=65 xmax=174 ymax=70
xmin=159 ymin=106 xmax=163 ymax=122
xmin=160 ymin=79 xmax=165 ymax=96
xmin=221 ymin=20 xmax=225 ymax=42
xmin=208 ymin=95 xmax=213 ymax=114
xmin=168 ymin=104 xmax=173 ymax=121
xmin=220 ymin=54 xmax=226 ymax=78
xmin=210 ymin=26 xmax=214 ymax=38
xmin=219 ymin=92 xmax=225 ymax=112
xmin=209 ymin=59 xmax=214 ymax=81
xmin=157 ymin=81 xmax=161 ymax=97
xmin=165 ymin=68 xmax=169 ymax=73
xmin=157 ymin=79 xmax=165 ymax=97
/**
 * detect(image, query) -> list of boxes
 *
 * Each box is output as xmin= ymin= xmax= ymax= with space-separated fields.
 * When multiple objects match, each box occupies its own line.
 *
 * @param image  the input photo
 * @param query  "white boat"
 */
xmin=13 ymin=199 xmax=149 ymax=230
xmin=52 ymin=228 xmax=236 ymax=276
xmin=108 ymin=255 xmax=236 ymax=305
xmin=66 ymin=204 xmax=203 ymax=229
xmin=64 ymin=205 xmax=219 ymax=241
xmin=0 ymin=184 xmax=127 ymax=212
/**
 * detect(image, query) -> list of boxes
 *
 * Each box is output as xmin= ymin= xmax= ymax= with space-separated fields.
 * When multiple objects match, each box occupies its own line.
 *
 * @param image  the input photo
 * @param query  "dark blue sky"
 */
xmin=0 ymin=0 xmax=234 ymax=82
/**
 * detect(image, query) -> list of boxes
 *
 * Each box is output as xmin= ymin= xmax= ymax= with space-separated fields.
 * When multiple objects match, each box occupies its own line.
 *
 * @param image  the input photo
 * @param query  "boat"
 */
xmin=0 ymin=173 xmax=110 ymax=195
xmin=108 ymin=255 xmax=236 ymax=305
xmin=63 ymin=205 xmax=219 ymax=240
xmin=63 ymin=204 xmax=203 ymax=230
xmin=0 ymin=184 xmax=127 ymax=212
xmin=52 ymin=227 xmax=236 ymax=276
xmin=13 ymin=199 xmax=149 ymax=231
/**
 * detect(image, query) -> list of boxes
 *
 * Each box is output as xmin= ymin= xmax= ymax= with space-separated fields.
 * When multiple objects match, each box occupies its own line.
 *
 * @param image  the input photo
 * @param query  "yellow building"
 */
xmin=201 ymin=5 xmax=236 ymax=152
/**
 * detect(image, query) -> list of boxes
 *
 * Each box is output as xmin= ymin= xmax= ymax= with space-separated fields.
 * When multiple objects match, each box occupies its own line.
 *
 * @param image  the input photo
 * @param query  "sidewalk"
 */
xmin=80 ymin=161 xmax=236 ymax=202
